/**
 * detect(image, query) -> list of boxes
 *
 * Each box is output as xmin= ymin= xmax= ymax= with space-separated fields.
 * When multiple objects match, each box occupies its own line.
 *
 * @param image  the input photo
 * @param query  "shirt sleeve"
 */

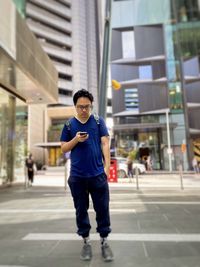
xmin=99 ymin=117 xmax=109 ymax=137
xmin=60 ymin=124 xmax=71 ymax=142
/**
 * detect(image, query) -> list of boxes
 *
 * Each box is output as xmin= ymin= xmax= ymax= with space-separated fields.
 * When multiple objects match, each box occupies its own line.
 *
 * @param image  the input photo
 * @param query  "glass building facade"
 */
xmin=111 ymin=0 xmax=200 ymax=171
xmin=0 ymin=87 xmax=28 ymax=184
xmin=0 ymin=0 xmax=58 ymax=185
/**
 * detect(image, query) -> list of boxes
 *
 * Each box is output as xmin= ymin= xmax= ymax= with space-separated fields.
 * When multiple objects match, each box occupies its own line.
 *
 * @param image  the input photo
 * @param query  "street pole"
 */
xmin=98 ymin=0 xmax=112 ymax=119
xmin=166 ymin=110 xmax=172 ymax=172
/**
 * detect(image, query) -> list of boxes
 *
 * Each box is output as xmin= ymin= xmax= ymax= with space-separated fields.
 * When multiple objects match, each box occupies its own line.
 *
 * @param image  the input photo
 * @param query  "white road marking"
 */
xmin=0 ymin=209 xmax=74 ymax=213
xmin=0 ymin=200 xmax=200 ymax=214
xmin=0 ymin=208 xmax=136 ymax=213
xmin=0 ymin=201 xmax=199 ymax=215
xmin=109 ymin=183 xmax=200 ymax=188
xmin=23 ymin=233 xmax=200 ymax=242
xmin=111 ymin=201 xmax=200 ymax=205
xmin=43 ymin=193 xmax=66 ymax=196
xmin=110 ymin=194 xmax=199 ymax=199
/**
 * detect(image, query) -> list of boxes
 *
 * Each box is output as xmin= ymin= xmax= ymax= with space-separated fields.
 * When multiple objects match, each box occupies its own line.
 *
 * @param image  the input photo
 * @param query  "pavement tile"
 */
xmin=1 ymin=176 xmax=200 ymax=267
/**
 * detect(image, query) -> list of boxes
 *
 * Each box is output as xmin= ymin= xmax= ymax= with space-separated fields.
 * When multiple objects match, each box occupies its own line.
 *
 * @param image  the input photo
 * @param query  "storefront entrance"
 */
xmin=49 ymin=147 xmax=63 ymax=166
xmin=114 ymin=129 xmax=162 ymax=170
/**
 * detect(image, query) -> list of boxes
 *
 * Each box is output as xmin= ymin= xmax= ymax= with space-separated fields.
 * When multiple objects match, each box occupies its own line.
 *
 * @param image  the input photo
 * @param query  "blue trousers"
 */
xmin=68 ymin=173 xmax=111 ymax=238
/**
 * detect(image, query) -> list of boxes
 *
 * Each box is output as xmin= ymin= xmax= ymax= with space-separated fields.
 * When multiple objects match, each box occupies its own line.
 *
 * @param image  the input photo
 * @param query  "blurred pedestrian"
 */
xmin=147 ymin=155 xmax=153 ymax=171
xmin=192 ymin=156 xmax=199 ymax=173
xmin=127 ymin=156 xmax=133 ymax=178
xmin=60 ymin=89 xmax=113 ymax=262
xmin=25 ymin=153 xmax=35 ymax=185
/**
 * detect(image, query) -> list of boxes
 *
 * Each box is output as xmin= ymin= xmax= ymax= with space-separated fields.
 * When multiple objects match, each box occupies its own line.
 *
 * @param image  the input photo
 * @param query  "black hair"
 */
xmin=73 ymin=89 xmax=94 ymax=105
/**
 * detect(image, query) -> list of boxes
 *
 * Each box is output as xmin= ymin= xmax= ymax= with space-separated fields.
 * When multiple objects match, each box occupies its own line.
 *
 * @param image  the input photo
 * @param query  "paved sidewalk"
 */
xmin=1 ymin=174 xmax=200 ymax=266
xmin=29 ymin=168 xmax=200 ymax=190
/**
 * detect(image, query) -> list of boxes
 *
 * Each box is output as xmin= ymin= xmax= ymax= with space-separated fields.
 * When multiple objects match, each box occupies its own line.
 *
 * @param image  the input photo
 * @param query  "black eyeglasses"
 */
xmin=76 ymin=104 xmax=92 ymax=111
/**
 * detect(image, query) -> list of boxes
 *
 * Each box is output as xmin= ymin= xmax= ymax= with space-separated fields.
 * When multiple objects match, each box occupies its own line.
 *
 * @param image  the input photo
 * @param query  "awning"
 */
xmin=34 ymin=142 xmax=61 ymax=148
xmin=113 ymin=122 xmax=177 ymax=131
xmin=190 ymin=128 xmax=200 ymax=135
xmin=113 ymin=108 xmax=170 ymax=117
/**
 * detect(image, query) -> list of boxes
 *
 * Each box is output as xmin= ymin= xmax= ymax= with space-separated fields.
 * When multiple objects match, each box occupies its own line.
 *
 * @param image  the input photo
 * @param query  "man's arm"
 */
xmin=61 ymin=132 xmax=88 ymax=153
xmin=101 ymin=135 xmax=110 ymax=177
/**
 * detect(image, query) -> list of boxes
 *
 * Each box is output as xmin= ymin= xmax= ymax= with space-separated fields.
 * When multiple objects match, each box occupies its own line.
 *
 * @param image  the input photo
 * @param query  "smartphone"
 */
xmin=80 ymin=132 xmax=88 ymax=136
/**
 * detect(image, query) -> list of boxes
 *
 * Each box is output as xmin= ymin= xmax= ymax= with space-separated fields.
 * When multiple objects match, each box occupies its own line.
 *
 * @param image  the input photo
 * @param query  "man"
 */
xmin=60 ymin=89 xmax=113 ymax=262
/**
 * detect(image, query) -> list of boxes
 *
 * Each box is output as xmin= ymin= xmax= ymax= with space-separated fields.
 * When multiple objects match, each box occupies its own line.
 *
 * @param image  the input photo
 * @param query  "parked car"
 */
xmin=112 ymin=157 xmax=146 ymax=178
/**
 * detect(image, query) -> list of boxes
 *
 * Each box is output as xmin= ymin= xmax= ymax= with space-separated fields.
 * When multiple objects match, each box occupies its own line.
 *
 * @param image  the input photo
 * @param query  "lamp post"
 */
xmin=166 ymin=109 xmax=172 ymax=172
xmin=98 ymin=0 xmax=112 ymax=119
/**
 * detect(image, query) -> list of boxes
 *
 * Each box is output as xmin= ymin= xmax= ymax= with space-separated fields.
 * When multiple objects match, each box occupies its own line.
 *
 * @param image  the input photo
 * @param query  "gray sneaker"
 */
xmin=80 ymin=243 xmax=92 ymax=261
xmin=101 ymin=243 xmax=114 ymax=262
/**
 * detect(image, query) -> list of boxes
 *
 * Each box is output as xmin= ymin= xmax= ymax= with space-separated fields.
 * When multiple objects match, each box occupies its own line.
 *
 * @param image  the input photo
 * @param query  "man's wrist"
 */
xmin=104 ymin=165 xmax=110 ymax=172
xmin=105 ymin=162 xmax=110 ymax=168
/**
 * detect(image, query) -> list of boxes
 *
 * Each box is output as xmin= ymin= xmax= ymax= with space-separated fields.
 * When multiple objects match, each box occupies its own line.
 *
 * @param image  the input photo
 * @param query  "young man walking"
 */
xmin=60 ymin=89 xmax=114 ymax=262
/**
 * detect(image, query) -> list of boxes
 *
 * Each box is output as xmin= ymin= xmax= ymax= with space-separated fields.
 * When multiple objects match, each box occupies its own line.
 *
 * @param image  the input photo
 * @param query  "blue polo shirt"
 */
xmin=60 ymin=115 xmax=109 ymax=178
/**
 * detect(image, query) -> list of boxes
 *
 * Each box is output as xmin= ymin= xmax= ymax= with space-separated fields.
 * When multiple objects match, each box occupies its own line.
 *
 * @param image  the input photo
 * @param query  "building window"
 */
xmin=122 ymin=31 xmax=135 ymax=58
xmin=139 ymin=65 xmax=152 ymax=79
xmin=58 ymin=89 xmax=72 ymax=96
xmin=172 ymin=0 xmax=200 ymax=22
xmin=125 ymin=88 xmax=139 ymax=111
xmin=169 ymin=82 xmax=183 ymax=112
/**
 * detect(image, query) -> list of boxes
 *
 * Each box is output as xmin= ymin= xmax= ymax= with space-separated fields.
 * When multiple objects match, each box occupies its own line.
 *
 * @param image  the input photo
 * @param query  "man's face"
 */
xmin=75 ymin=97 xmax=92 ymax=119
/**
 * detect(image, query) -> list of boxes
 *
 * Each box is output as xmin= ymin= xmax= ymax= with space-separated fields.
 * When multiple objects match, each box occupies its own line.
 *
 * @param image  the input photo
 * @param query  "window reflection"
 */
xmin=139 ymin=65 xmax=153 ymax=79
xmin=169 ymin=82 xmax=183 ymax=112
xmin=0 ymin=90 xmax=15 ymax=183
xmin=179 ymin=6 xmax=188 ymax=22
xmin=177 ymin=23 xmax=200 ymax=58
xmin=0 ymin=87 xmax=27 ymax=184
xmin=172 ymin=0 xmax=200 ymax=23
xmin=15 ymin=98 xmax=28 ymax=181
xmin=122 ymin=31 xmax=135 ymax=58
xmin=0 ymin=90 xmax=9 ymax=183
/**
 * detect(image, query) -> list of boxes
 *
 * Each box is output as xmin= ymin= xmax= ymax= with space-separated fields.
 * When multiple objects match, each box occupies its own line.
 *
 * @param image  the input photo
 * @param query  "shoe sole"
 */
xmin=103 ymin=257 xmax=114 ymax=262
xmin=80 ymin=256 xmax=92 ymax=261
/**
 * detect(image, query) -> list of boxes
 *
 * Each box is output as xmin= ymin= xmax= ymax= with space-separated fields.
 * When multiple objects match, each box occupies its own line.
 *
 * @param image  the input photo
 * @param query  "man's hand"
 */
xmin=104 ymin=165 xmax=110 ymax=178
xmin=76 ymin=132 xmax=89 ymax=142
xmin=61 ymin=132 xmax=89 ymax=153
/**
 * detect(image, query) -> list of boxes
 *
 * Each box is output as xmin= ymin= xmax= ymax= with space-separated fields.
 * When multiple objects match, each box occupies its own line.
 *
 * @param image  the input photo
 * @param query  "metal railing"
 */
xmin=117 ymin=166 xmax=199 ymax=190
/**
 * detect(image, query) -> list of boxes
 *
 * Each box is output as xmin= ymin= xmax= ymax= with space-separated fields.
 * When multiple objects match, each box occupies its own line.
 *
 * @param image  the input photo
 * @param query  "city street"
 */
xmin=1 ymin=172 xmax=200 ymax=266
xmin=1 ymin=1 xmax=200 ymax=267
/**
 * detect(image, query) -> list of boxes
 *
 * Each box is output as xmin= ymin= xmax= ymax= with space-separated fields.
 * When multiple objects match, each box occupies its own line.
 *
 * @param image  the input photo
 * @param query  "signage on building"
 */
xmin=181 ymin=143 xmax=186 ymax=153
